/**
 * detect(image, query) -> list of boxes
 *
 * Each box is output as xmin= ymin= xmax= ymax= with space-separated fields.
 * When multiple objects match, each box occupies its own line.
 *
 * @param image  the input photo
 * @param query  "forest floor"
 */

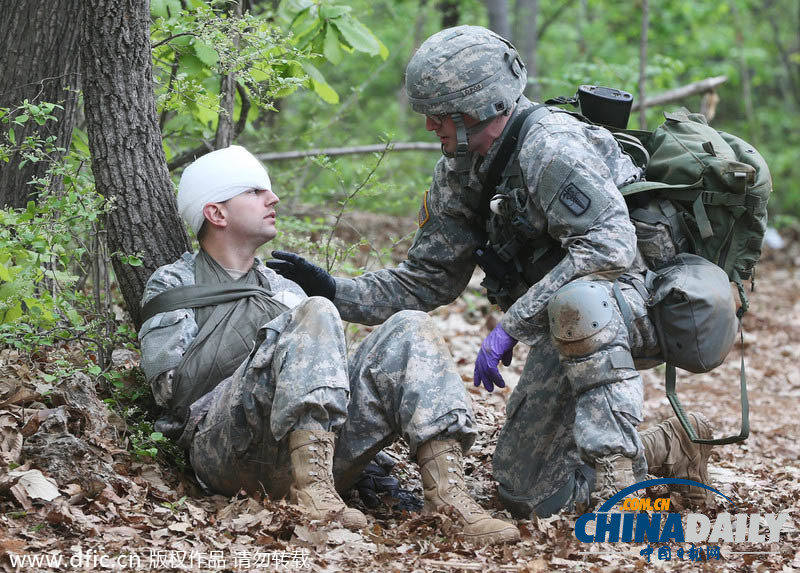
xmin=0 ymin=215 xmax=798 ymax=572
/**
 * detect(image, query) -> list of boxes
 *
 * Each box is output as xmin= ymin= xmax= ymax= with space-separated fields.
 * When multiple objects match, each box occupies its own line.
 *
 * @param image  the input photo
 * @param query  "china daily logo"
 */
xmin=574 ymin=478 xmax=791 ymax=562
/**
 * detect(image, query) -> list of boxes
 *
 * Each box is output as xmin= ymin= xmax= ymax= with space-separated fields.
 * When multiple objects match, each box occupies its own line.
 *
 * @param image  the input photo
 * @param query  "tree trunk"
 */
xmin=577 ymin=0 xmax=589 ymax=57
xmin=80 ymin=0 xmax=190 ymax=329
xmin=0 ymin=1 xmax=82 ymax=209
xmin=638 ymin=0 xmax=649 ymax=130
xmin=437 ymin=0 xmax=460 ymax=28
xmin=514 ymin=0 xmax=539 ymax=101
xmin=730 ymin=0 xmax=756 ymax=139
xmin=214 ymin=0 xmax=243 ymax=149
xmin=484 ymin=0 xmax=511 ymax=40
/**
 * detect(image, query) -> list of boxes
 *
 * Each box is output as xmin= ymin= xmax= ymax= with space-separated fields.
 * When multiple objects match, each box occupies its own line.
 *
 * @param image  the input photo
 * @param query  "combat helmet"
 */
xmin=406 ymin=26 xmax=526 ymax=180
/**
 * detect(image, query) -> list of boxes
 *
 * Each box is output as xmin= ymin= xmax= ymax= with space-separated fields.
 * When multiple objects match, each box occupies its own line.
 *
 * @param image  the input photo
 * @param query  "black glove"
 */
xmin=353 ymin=461 xmax=423 ymax=512
xmin=266 ymin=250 xmax=336 ymax=300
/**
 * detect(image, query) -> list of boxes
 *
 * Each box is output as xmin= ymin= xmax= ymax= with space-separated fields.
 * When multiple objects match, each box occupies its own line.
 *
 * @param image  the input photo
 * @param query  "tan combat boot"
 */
xmin=591 ymin=453 xmax=636 ymax=509
xmin=417 ymin=440 xmax=520 ymax=545
xmin=640 ymin=413 xmax=713 ymax=504
xmin=288 ymin=430 xmax=368 ymax=529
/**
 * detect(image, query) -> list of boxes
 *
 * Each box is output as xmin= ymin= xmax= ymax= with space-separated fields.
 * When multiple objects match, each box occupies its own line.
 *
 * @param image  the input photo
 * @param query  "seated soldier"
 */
xmin=137 ymin=146 xmax=520 ymax=545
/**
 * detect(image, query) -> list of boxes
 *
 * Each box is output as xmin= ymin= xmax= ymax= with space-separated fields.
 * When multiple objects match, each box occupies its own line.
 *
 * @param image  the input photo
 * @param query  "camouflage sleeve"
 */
xmin=500 ymin=124 xmax=638 ymax=345
xmin=137 ymin=254 xmax=199 ymax=385
xmin=334 ymin=158 xmax=484 ymax=325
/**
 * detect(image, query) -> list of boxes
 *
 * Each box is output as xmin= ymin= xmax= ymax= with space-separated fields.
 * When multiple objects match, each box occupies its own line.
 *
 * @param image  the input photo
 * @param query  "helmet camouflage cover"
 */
xmin=405 ymin=25 xmax=527 ymax=121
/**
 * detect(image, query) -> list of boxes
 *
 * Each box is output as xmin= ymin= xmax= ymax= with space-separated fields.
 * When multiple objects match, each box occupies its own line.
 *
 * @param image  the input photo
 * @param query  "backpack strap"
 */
xmin=478 ymin=104 xmax=550 ymax=221
xmin=665 ymin=329 xmax=750 ymax=445
xmin=140 ymin=283 xmax=275 ymax=324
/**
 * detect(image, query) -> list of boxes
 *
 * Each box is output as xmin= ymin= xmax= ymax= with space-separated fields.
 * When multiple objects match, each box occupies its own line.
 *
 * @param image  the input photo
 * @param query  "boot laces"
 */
xmin=443 ymin=453 xmax=483 ymax=517
xmin=599 ymin=457 xmax=617 ymax=490
xmin=592 ymin=455 xmax=633 ymax=509
xmin=307 ymin=443 xmax=341 ymax=504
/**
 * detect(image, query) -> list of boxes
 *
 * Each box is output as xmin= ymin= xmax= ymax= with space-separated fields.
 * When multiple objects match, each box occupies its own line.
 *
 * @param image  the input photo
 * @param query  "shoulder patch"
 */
xmin=559 ymin=183 xmax=591 ymax=216
xmin=418 ymin=189 xmax=430 ymax=227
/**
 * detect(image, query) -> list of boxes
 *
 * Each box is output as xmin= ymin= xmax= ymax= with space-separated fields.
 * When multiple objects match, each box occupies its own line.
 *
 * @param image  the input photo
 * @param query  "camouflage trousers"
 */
xmin=188 ymin=297 xmax=476 ymax=498
xmin=494 ymin=278 xmax=661 ymax=518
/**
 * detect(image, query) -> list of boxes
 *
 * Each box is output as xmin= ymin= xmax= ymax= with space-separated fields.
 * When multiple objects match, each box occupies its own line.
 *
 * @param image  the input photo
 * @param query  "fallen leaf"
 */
xmin=293 ymin=525 xmax=328 ymax=545
xmin=168 ymin=521 xmax=192 ymax=533
xmin=326 ymin=528 xmax=362 ymax=545
xmin=1 ymin=469 xmax=60 ymax=503
xmin=0 ymin=413 xmax=22 ymax=465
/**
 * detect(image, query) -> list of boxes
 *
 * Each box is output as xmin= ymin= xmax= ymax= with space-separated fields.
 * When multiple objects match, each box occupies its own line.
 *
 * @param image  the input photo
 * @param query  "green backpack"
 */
xmin=609 ymin=109 xmax=772 ymax=444
xmin=613 ymin=109 xmax=772 ymax=313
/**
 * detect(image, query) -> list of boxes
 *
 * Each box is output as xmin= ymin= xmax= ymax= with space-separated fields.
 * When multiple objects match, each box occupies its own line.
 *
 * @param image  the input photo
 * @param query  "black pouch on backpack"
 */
xmin=646 ymin=253 xmax=739 ymax=373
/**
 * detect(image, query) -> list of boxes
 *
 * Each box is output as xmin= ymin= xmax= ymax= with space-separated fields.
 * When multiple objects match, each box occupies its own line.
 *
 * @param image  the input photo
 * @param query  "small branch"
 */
xmin=151 ymin=32 xmax=198 ymax=50
xmin=631 ymin=76 xmax=728 ymax=111
xmin=159 ymin=57 xmax=181 ymax=131
xmin=168 ymin=141 xmax=216 ymax=171
xmin=255 ymin=142 xmax=440 ymax=162
xmin=324 ymin=142 xmax=391 ymax=271
xmin=538 ymin=0 xmax=577 ymax=40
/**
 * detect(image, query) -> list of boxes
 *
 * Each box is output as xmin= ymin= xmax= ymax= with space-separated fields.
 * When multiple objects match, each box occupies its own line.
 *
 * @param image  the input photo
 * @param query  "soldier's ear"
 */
xmin=202 ymin=202 xmax=228 ymax=229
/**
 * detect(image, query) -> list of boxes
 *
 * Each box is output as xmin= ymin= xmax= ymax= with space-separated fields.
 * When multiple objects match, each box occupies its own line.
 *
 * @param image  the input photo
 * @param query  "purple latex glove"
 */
xmin=474 ymin=324 xmax=518 ymax=392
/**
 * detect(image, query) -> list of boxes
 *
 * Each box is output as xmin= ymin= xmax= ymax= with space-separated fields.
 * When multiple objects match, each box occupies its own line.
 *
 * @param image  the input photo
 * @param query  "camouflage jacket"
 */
xmin=138 ymin=251 xmax=306 ymax=408
xmin=334 ymin=98 xmax=644 ymax=344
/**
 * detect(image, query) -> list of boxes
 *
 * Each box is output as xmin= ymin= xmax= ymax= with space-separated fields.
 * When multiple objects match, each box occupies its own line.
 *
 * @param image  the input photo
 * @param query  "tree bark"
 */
xmin=514 ymin=0 xmax=539 ymax=101
xmin=80 ymin=0 xmax=190 ymax=329
xmin=730 ymin=0 xmax=756 ymax=139
xmin=437 ymin=0 xmax=460 ymax=28
xmin=484 ymin=0 xmax=511 ymax=40
xmin=638 ymin=0 xmax=649 ymax=130
xmin=214 ymin=0 xmax=243 ymax=149
xmin=0 ymin=1 xmax=82 ymax=208
xmin=577 ymin=0 xmax=589 ymax=56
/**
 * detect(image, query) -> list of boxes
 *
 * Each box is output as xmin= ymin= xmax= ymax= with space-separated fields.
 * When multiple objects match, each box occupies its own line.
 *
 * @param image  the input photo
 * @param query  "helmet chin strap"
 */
xmin=445 ymin=112 xmax=497 ymax=188
xmin=450 ymin=113 xmax=471 ymax=188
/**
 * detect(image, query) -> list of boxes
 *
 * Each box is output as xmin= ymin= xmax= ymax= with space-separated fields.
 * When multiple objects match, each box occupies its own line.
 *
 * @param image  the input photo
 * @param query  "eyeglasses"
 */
xmin=425 ymin=114 xmax=447 ymax=127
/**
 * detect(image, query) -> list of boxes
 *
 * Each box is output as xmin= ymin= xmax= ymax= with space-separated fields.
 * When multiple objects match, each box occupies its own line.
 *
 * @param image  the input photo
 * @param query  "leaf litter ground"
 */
xmin=0 ymin=226 xmax=798 ymax=572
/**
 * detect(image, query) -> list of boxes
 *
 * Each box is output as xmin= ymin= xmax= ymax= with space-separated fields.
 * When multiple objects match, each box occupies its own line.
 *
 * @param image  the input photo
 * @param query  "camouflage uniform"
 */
xmin=138 ymin=252 xmax=476 ymax=497
xmin=332 ymin=98 xmax=663 ymax=517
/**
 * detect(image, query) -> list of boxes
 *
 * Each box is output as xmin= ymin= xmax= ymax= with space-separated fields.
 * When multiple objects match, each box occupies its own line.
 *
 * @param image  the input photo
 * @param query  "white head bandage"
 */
xmin=177 ymin=145 xmax=271 ymax=235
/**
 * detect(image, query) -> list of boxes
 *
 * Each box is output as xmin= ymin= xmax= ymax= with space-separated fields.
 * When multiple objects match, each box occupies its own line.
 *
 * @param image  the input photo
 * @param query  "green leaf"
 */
xmin=179 ymin=53 xmax=207 ymax=79
xmin=125 ymin=255 xmax=143 ymax=267
xmin=14 ymin=114 xmax=28 ymax=125
xmin=151 ymin=0 xmax=182 ymax=19
xmin=192 ymin=40 xmax=219 ymax=67
xmin=7 ymin=127 xmax=14 ymax=145
xmin=294 ymin=19 xmax=323 ymax=50
xmin=280 ymin=0 xmax=314 ymax=25
xmin=70 ymin=126 xmax=90 ymax=155
xmin=323 ymin=24 xmax=343 ymax=65
xmin=377 ymin=38 xmax=389 ymax=61
xmin=331 ymin=16 xmax=385 ymax=59
xmin=0 ymin=265 xmax=10 ymax=281
xmin=320 ymin=5 xmax=352 ymax=19
xmin=150 ymin=432 xmax=165 ymax=441
xmin=88 ymin=364 xmax=102 ymax=376
xmin=300 ymin=62 xmax=339 ymax=104
xmin=288 ymin=5 xmax=312 ymax=30
xmin=2 ymin=302 xmax=22 ymax=323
